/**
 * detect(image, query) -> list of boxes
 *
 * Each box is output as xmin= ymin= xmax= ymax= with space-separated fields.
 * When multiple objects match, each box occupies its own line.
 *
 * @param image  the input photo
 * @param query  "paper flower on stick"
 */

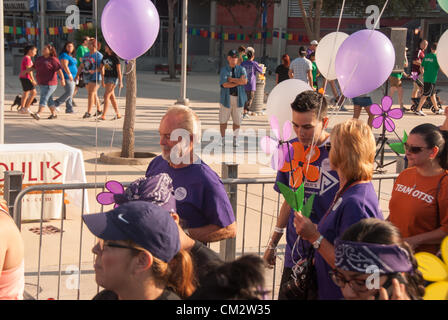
xmin=415 ymin=236 xmax=448 ymax=300
xmin=96 ymin=180 xmax=125 ymax=208
xmin=276 ymin=182 xmax=315 ymax=218
xmin=260 ymin=116 xmax=294 ymax=171
xmin=411 ymin=72 xmax=419 ymax=81
xmin=389 ymin=131 xmax=408 ymax=155
xmin=371 ymin=96 xmax=403 ymax=132
xmin=280 ymin=142 xmax=320 ymax=189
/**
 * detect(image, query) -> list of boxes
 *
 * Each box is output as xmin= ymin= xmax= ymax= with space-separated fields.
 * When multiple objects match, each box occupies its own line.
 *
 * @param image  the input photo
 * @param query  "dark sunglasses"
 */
xmin=404 ymin=143 xmax=430 ymax=154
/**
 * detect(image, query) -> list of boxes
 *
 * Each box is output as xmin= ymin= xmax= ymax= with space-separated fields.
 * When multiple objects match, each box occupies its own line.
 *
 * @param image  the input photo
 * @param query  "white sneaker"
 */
xmin=437 ymin=108 xmax=444 ymax=114
xmin=418 ymin=110 xmax=426 ymax=116
xmin=233 ymin=138 xmax=240 ymax=148
xmin=55 ymin=107 xmax=61 ymax=112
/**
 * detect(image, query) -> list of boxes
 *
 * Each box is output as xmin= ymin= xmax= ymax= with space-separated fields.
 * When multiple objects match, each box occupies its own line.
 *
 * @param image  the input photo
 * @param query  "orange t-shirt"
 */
xmin=389 ymin=167 xmax=448 ymax=254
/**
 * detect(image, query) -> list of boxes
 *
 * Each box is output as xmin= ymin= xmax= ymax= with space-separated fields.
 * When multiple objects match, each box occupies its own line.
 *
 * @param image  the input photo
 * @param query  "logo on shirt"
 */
xmin=174 ymin=187 xmax=187 ymax=201
xmin=394 ymin=183 xmax=434 ymax=204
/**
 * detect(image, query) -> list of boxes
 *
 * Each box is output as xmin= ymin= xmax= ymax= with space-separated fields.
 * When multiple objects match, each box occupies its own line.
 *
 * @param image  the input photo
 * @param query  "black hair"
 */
xmin=188 ymin=255 xmax=268 ymax=300
xmin=411 ymin=123 xmax=448 ymax=169
xmin=431 ymin=42 xmax=438 ymax=51
xmin=238 ymin=45 xmax=246 ymax=53
xmin=247 ymin=50 xmax=253 ymax=60
xmin=299 ymin=46 xmax=307 ymax=57
xmin=290 ymin=90 xmax=328 ymax=120
xmin=61 ymin=41 xmax=75 ymax=57
xmin=23 ymin=45 xmax=36 ymax=56
xmin=340 ymin=218 xmax=425 ymax=300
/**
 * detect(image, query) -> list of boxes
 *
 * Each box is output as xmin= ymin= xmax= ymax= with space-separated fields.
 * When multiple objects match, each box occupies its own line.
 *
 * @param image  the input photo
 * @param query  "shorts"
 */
xmin=352 ymin=96 xmax=373 ymax=107
xmin=412 ymin=74 xmax=423 ymax=92
xmin=39 ymin=85 xmax=57 ymax=107
xmin=244 ymin=90 xmax=255 ymax=110
xmin=219 ymin=96 xmax=243 ymax=126
xmin=20 ymin=78 xmax=35 ymax=92
xmin=389 ymin=76 xmax=402 ymax=88
xmin=104 ymin=77 xmax=118 ymax=86
xmin=83 ymin=73 xmax=102 ymax=84
xmin=422 ymin=82 xmax=436 ymax=97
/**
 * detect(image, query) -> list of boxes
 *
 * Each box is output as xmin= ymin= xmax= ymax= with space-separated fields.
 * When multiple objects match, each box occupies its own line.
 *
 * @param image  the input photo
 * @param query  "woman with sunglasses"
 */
xmin=83 ymin=201 xmax=196 ymax=300
xmin=331 ymin=218 xmax=425 ymax=300
xmin=389 ymin=123 xmax=448 ymax=255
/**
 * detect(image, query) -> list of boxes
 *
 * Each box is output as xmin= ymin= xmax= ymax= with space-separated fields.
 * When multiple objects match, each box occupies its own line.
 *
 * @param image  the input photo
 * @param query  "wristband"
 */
xmin=274 ymin=227 xmax=285 ymax=234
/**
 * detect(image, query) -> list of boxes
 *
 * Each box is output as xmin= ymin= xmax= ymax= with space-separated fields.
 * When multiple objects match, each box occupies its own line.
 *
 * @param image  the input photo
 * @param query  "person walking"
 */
xmin=275 ymin=54 xmax=290 ymax=85
xmin=389 ymin=48 xmax=409 ymax=112
xmin=240 ymin=47 xmax=263 ymax=119
xmin=53 ymin=42 xmax=77 ymax=114
xmin=26 ymin=44 xmax=65 ymax=120
xmin=414 ymin=43 xmax=445 ymax=116
xmin=219 ymin=49 xmax=247 ymax=147
xmin=18 ymin=45 xmax=37 ymax=114
xmin=100 ymin=44 xmax=123 ymax=120
xmin=72 ymin=36 xmax=90 ymax=106
xmin=289 ymin=47 xmax=313 ymax=88
xmin=75 ymin=38 xmax=103 ymax=119
xmin=411 ymin=39 xmax=428 ymax=100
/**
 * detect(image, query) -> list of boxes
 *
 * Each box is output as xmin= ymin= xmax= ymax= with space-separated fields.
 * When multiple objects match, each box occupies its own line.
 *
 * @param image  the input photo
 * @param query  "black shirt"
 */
xmin=191 ymin=240 xmax=223 ymax=287
xmin=229 ymin=68 xmax=238 ymax=96
xmin=92 ymin=288 xmax=180 ymax=300
xmin=276 ymin=64 xmax=290 ymax=83
xmin=101 ymin=54 xmax=120 ymax=78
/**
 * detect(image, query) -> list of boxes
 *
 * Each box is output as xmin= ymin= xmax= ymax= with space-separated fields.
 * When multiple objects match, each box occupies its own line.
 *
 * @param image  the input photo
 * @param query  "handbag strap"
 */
xmin=435 ymin=173 xmax=448 ymax=227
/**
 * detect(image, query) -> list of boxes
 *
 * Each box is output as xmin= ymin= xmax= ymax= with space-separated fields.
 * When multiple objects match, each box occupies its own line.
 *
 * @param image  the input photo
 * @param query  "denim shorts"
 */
xmin=104 ymin=77 xmax=118 ymax=86
xmin=83 ymin=73 xmax=102 ymax=84
xmin=352 ymin=96 xmax=373 ymax=107
xmin=39 ymin=85 xmax=57 ymax=107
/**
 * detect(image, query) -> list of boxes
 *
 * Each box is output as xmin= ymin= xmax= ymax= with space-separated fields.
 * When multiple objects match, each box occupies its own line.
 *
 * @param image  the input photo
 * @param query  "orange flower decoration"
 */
xmin=280 ymin=142 xmax=320 ymax=188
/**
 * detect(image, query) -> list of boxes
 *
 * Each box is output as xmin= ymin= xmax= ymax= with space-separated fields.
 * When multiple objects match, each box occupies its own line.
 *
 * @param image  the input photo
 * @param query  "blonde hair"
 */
xmin=164 ymin=105 xmax=201 ymax=143
xmin=330 ymin=119 xmax=375 ymax=181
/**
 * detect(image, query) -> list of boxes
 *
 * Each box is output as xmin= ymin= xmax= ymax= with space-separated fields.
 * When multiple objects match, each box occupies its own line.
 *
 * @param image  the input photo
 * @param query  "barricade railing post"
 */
xmin=221 ymin=163 xmax=238 ymax=262
xmin=3 ymin=171 xmax=23 ymax=228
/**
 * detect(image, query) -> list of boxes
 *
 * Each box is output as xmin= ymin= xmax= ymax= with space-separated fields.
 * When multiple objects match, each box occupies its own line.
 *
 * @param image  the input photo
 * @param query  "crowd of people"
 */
xmin=18 ymin=36 xmax=123 ymax=121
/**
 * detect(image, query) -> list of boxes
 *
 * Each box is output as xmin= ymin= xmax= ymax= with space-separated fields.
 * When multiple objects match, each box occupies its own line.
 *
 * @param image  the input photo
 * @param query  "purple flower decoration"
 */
xmin=96 ymin=180 xmax=125 ymax=208
xmin=260 ymin=116 xmax=294 ymax=171
xmin=371 ymin=96 xmax=403 ymax=132
xmin=411 ymin=72 xmax=419 ymax=81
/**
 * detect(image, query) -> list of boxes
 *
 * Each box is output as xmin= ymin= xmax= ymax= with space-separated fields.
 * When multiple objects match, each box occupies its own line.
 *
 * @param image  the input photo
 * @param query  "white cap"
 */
xmin=246 ymin=46 xmax=255 ymax=53
xmin=310 ymin=40 xmax=318 ymax=45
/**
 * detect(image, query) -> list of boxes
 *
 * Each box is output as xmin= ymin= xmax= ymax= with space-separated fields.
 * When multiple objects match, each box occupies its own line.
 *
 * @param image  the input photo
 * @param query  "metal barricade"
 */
xmin=7 ymin=173 xmax=398 ymax=300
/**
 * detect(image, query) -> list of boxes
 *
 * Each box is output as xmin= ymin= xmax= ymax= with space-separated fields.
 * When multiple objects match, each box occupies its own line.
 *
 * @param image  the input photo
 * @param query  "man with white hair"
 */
xmin=145 ymin=105 xmax=236 ymax=243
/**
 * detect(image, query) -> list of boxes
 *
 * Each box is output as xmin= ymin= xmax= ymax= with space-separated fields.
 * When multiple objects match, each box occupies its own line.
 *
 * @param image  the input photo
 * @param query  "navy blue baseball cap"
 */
xmin=83 ymin=201 xmax=180 ymax=263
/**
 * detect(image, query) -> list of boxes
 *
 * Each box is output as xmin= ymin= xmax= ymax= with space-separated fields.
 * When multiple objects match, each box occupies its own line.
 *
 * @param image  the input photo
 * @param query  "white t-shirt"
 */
xmin=290 ymin=57 xmax=312 ymax=83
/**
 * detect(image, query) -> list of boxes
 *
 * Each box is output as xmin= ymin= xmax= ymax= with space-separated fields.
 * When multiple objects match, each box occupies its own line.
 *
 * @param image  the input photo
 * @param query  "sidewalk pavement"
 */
xmin=3 ymin=65 xmax=448 ymax=299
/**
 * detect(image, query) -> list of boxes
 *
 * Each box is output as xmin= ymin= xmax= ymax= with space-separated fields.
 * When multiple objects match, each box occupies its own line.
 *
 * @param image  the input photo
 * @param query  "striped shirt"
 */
xmin=290 ymin=57 xmax=312 ymax=83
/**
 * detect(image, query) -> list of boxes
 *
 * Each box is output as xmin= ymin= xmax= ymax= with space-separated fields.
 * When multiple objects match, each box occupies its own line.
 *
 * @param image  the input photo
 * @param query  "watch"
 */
xmin=312 ymin=235 xmax=324 ymax=249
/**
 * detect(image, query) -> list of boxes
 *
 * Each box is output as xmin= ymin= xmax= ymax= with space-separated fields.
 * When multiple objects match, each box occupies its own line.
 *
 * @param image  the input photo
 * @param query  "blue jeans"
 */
xmin=39 ymin=85 xmax=57 ymax=107
xmin=54 ymin=80 xmax=76 ymax=112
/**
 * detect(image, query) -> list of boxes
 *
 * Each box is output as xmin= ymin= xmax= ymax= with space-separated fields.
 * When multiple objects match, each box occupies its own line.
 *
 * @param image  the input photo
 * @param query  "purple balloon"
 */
xmin=101 ymin=0 xmax=160 ymax=60
xmin=335 ymin=30 xmax=395 ymax=99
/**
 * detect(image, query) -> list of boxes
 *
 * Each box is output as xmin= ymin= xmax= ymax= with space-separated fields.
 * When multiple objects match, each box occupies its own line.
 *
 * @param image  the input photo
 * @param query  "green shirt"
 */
xmin=421 ymin=52 xmax=440 ymax=84
xmin=391 ymin=72 xmax=403 ymax=80
xmin=312 ymin=61 xmax=318 ymax=84
xmin=76 ymin=45 xmax=89 ymax=67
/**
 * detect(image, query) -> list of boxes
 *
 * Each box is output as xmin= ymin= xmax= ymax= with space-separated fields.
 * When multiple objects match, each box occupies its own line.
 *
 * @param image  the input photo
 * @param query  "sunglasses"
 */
xmin=404 ymin=143 xmax=430 ymax=154
xmin=97 ymin=239 xmax=141 ymax=252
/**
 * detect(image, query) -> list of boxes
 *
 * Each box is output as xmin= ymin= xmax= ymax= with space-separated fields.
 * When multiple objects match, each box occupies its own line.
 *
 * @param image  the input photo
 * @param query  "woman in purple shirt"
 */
xmin=294 ymin=119 xmax=384 ymax=300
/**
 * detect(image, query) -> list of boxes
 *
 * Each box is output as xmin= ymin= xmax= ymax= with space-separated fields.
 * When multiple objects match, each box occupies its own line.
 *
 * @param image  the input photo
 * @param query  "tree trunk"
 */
xmin=298 ymin=0 xmax=314 ymax=41
xmin=168 ymin=0 xmax=178 ymax=79
xmin=121 ymin=60 xmax=137 ymax=158
xmin=314 ymin=0 xmax=323 ymax=40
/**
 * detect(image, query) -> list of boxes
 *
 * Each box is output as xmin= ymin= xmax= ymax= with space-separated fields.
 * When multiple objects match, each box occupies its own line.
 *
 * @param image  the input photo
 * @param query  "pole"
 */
xmin=39 ymin=0 xmax=45 ymax=53
xmin=277 ymin=27 xmax=282 ymax=66
xmin=176 ymin=0 xmax=189 ymax=106
xmin=0 ymin=0 xmax=4 ymax=144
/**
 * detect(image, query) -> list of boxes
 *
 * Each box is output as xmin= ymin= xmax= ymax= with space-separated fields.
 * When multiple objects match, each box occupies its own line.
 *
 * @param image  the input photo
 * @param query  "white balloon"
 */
xmin=437 ymin=30 xmax=448 ymax=76
xmin=266 ymin=79 xmax=313 ymax=131
xmin=315 ymin=32 xmax=349 ymax=80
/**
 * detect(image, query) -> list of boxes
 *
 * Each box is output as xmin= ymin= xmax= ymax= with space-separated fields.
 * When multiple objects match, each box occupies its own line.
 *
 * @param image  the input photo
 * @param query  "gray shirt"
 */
xmin=290 ymin=57 xmax=312 ymax=83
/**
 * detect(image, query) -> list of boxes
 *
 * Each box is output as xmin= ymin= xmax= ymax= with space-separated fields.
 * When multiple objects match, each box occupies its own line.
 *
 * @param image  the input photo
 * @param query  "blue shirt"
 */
xmin=219 ymin=65 xmax=247 ymax=108
xmin=315 ymin=182 xmax=384 ymax=300
xmin=145 ymin=156 xmax=235 ymax=229
xmin=82 ymin=51 xmax=103 ymax=77
xmin=274 ymin=138 xmax=339 ymax=268
xmin=59 ymin=52 xmax=77 ymax=79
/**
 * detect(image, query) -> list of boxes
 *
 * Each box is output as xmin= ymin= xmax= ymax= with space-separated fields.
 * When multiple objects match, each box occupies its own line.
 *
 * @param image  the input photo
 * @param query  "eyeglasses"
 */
xmin=329 ymin=269 xmax=370 ymax=293
xmin=97 ymin=239 xmax=141 ymax=252
xmin=404 ymin=143 xmax=430 ymax=154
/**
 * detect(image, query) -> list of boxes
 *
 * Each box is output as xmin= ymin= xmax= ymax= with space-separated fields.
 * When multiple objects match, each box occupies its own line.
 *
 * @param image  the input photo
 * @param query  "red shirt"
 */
xmin=34 ymin=56 xmax=61 ymax=86
xmin=411 ymin=49 xmax=425 ymax=75
xmin=20 ymin=56 xmax=33 ymax=80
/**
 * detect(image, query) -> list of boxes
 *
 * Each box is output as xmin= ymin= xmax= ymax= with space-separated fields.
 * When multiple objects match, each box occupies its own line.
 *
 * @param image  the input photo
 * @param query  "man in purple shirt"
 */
xmin=145 ymin=105 xmax=236 ymax=243
xmin=240 ymin=47 xmax=264 ymax=119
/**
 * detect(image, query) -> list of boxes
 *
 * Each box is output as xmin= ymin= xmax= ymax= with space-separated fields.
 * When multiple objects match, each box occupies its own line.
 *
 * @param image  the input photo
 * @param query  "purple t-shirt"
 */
xmin=315 ymin=182 xmax=384 ymax=300
xmin=145 ymin=156 xmax=235 ymax=229
xmin=274 ymin=138 xmax=339 ymax=268
xmin=240 ymin=60 xmax=263 ymax=92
